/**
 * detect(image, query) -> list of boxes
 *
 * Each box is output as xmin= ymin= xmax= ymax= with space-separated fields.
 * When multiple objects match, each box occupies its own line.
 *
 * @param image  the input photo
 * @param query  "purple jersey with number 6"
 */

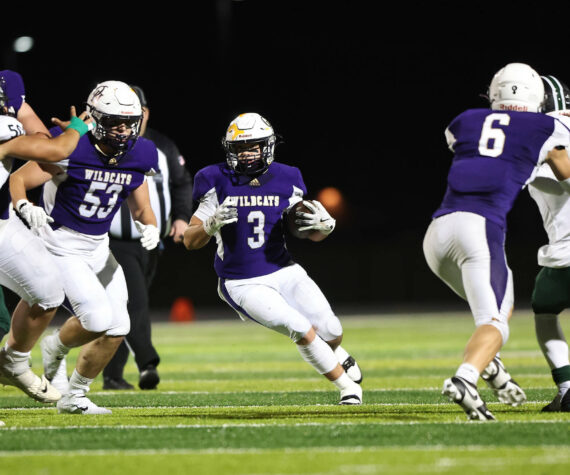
xmin=193 ymin=162 xmax=307 ymax=279
xmin=41 ymin=127 xmax=158 ymax=235
xmin=433 ymin=108 xmax=570 ymax=229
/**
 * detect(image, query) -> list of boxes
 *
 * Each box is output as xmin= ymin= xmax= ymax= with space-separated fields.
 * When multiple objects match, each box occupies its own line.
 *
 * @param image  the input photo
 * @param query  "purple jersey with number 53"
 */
xmin=41 ymin=128 xmax=158 ymax=235
xmin=193 ymin=162 xmax=307 ymax=279
xmin=433 ymin=108 xmax=570 ymax=229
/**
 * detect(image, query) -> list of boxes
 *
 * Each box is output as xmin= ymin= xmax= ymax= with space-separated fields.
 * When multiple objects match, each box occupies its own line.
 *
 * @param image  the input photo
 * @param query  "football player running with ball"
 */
xmin=184 ymin=113 xmax=363 ymax=405
xmin=423 ymin=63 xmax=570 ymax=421
xmin=10 ymin=81 xmax=159 ymax=415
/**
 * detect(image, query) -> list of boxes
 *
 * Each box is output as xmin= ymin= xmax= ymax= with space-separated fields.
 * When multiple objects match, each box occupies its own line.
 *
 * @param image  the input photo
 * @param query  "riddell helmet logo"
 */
xmin=499 ymin=104 xmax=528 ymax=111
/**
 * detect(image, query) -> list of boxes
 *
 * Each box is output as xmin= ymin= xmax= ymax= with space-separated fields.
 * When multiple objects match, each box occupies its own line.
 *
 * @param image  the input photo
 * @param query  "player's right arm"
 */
xmin=0 ymin=107 xmax=92 ymax=163
xmin=545 ymin=146 xmax=570 ymax=181
xmin=183 ymin=214 xmax=212 ymax=250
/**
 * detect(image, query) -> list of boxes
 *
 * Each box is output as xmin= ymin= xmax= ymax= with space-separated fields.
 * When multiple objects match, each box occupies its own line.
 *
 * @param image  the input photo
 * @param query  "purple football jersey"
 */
xmin=42 ymin=128 xmax=158 ymax=235
xmin=433 ymin=108 xmax=570 ymax=229
xmin=0 ymin=70 xmax=25 ymax=116
xmin=193 ymin=162 xmax=307 ymax=279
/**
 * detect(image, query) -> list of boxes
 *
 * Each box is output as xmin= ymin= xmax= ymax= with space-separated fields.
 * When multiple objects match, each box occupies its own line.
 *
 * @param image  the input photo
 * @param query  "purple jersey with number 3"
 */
xmin=433 ymin=108 xmax=570 ymax=228
xmin=193 ymin=162 xmax=307 ymax=279
xmin=42 ymin=128 xmax=158 ymax=235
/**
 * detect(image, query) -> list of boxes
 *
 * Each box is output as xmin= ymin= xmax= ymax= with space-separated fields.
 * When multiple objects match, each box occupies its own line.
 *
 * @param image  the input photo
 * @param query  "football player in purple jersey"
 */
xmin=184 ymin=113 xmax=363 ymax=405
xmin=0 ymin=73 xmax=94 ymax=406
xmin=423 ymin=63 xmax=570 ymax=421
xmin=10 ymin=81 xmax=160 ymax=414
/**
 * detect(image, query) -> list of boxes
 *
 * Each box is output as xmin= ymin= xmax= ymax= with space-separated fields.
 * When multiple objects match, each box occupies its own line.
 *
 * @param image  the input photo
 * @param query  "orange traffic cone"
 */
xmin=169 ymin=297 xmax=195 ymax=322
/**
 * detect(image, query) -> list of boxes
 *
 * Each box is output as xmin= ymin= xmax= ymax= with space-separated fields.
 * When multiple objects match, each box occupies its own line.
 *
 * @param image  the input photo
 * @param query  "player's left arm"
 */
xmin=127 ymin=180 xmax=157 ymax=227
xmin=127 ymin=180 xmax=160 ymax=251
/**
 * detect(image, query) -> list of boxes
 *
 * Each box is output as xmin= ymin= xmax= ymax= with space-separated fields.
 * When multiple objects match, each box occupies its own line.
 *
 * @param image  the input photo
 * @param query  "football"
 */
xmin=286 ymin=201 xmax=314 ymax=239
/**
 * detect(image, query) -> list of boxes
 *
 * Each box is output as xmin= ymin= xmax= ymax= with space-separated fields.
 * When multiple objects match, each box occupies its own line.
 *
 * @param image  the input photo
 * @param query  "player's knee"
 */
xmin=105 ymin=311 xmax=130 ymax=337
xmin=476 ymin=316 xmax=509 ymax=345
xmin=314 ymin=315 xmax=343 ymax=342
xmin=78 ymin=302 xmax=114 ymax=333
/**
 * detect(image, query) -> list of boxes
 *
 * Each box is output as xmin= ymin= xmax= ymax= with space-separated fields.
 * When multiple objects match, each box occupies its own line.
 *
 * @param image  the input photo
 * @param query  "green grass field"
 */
xmin=1 ymin=309 xmax=569 ymax=474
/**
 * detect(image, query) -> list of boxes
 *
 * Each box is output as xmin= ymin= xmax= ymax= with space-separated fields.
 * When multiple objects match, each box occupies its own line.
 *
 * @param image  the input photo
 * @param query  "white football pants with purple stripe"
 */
xmin=423 ymin=211 xmax=513 ymax=329
xmin=218 ymin=263 xmax=343 ymax=343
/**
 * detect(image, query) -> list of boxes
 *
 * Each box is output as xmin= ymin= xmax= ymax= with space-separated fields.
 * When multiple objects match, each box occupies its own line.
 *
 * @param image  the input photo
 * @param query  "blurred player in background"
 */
xmin=527 ymin=75 xmax=570 ymax=412
xmin=11 ymin=81 xmax=159 ymax=415
xmin=0 ymin=73 xmax=94 ymax=406
xmin=184 ymin=112 xmax=363 ymax=405
xmin=423 ymin=63 xmax=570 ymax=421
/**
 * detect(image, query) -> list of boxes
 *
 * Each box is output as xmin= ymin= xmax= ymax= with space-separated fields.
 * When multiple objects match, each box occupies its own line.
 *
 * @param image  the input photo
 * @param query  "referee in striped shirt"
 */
xmin=103 ymin=85 xmax=193 ymax=390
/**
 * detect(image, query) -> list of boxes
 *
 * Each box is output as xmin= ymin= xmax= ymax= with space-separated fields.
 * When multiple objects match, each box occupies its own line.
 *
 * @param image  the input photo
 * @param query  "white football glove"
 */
xmin=295 ymin=200 xmax=336 ymax=235
xmin=134 ymin=221 xmax=160 ymax=250
xmin=203 ymin=197 xmax=238 ymax=236
xmin=16 ymin=199 xmax=54 ymax=229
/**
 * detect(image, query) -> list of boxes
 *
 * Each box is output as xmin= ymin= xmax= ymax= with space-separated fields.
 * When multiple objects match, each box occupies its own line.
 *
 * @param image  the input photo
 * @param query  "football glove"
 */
xmin=134 ymin=221 xmax=160 ymax=250
xmin=203 ymin=197 xmax=238 ymax=236
xmin=16 ymin=199 xmax=54 ymax=229
xmin=295 ymin=200 xmax=336 ymax=235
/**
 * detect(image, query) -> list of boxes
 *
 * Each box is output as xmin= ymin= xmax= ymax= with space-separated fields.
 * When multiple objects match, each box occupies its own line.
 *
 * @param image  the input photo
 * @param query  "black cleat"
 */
xmin=139 ymin=365 xmax=159 ymax=390
xmin=103 ymin=377 xmax=134 ymax=390
xmin=442 ymin=376 xmax=496 ymax=421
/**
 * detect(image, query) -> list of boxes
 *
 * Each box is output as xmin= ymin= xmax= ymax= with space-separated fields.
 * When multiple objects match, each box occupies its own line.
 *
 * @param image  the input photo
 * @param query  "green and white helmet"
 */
xmin=541 ymin=75 xmax=570 ymax=114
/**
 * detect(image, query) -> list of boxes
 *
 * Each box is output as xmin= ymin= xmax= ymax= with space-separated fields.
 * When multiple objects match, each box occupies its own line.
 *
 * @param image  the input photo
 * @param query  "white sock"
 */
xmin=52 ymin=332 xmax=71 ymax=356
xmin=535 ymin=314 xmax=569 ymax=368
xmin=456 ymin=363 xmax=479 ymax=386
xmin=334 ymin=345 xmax=350 ymax=364
xmin=3 ymin=344 xmax=31 ymax=374
xmin=332 ymin=372 xmax=354 ymax=391
xmin=296 ymin=335 xmax=338 ymax=375
xmin=68 ymin=369 xmax=93 ymax=395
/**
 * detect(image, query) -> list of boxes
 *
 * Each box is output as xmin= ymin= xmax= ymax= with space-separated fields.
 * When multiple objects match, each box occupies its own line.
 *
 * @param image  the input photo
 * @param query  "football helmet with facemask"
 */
xmin=86 ymin=81 xmax=142 ymax=159
xmin=488 ymin=63 xmax=544 ymax=112
xmin=222 ymin=113 xmax=277 ymax=176
xmin=541 ymin=75 xmax=570 ymax=114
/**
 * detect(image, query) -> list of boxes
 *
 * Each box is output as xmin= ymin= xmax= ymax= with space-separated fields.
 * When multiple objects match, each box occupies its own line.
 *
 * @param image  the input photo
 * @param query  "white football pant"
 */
xmin=219 ymin=263 xmax=343 ymax=343
xmin=34 ymin=225 xmax=130 ymax=336
xmin=423 ymin=212 xmax=513 ymax=331
xmin=0 ymin=214 xmax=64 ymax=309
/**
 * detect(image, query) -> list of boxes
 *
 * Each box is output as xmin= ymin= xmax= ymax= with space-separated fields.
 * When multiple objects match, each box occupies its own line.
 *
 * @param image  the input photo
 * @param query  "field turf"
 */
xmin=0 ymin=309 xmax=569 ymax=474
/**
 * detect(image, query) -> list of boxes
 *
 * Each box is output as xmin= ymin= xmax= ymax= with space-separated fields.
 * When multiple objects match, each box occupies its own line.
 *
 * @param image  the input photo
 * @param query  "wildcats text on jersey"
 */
xmin=227 ymin=195 xmax=280 ymax=207
xmin=84 ymin=169 xmax=132 ymax=185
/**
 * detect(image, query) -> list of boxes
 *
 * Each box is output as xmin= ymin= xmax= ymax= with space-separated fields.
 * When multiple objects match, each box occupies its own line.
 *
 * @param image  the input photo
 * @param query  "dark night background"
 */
xmin=1 ymin=2 xmax=566 ymax=317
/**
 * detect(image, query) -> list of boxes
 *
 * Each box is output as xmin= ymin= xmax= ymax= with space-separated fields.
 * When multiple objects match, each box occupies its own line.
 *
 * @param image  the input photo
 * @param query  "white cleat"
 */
xmin=57 ymin=393 xmax=112 ymax=415
xmin=0 ymin=354 xmax=61 ymax=404
xmin=40 ymin=331 xmax=66 ymax=381
xmin=482 ymin=357 xmax=526 ymax=407
xmin=50 ymin=356 xmax=69 ymax=395
xmin=442 ymin=376 xmax=495 ymax=421
xmin=338 ymin=382 xmax=362 ymax=405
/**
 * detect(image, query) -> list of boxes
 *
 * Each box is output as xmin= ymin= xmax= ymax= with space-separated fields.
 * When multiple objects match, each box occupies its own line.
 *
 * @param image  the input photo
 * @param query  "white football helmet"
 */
xmin=222 ymin=113 xmax=277 ymax=176
xmin=488 ymin=63 xmax=544 ymax=112
xmin=86 ymin=80 xmax=142 ymax=156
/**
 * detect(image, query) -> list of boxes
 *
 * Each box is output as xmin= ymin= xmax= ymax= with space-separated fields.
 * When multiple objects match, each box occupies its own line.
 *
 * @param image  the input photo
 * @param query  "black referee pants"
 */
xmin=103 ymin=238 xmax=161 ymax=379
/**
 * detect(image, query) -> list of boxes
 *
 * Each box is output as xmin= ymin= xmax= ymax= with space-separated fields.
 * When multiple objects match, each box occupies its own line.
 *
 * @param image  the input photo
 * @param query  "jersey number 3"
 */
xmin=478 ymin=113 xmax=510 ymax=158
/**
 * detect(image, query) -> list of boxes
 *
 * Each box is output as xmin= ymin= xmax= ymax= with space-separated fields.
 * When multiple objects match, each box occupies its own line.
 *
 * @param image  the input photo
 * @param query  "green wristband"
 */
xmin=66 ymin=116 xmax=91 ymax=137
